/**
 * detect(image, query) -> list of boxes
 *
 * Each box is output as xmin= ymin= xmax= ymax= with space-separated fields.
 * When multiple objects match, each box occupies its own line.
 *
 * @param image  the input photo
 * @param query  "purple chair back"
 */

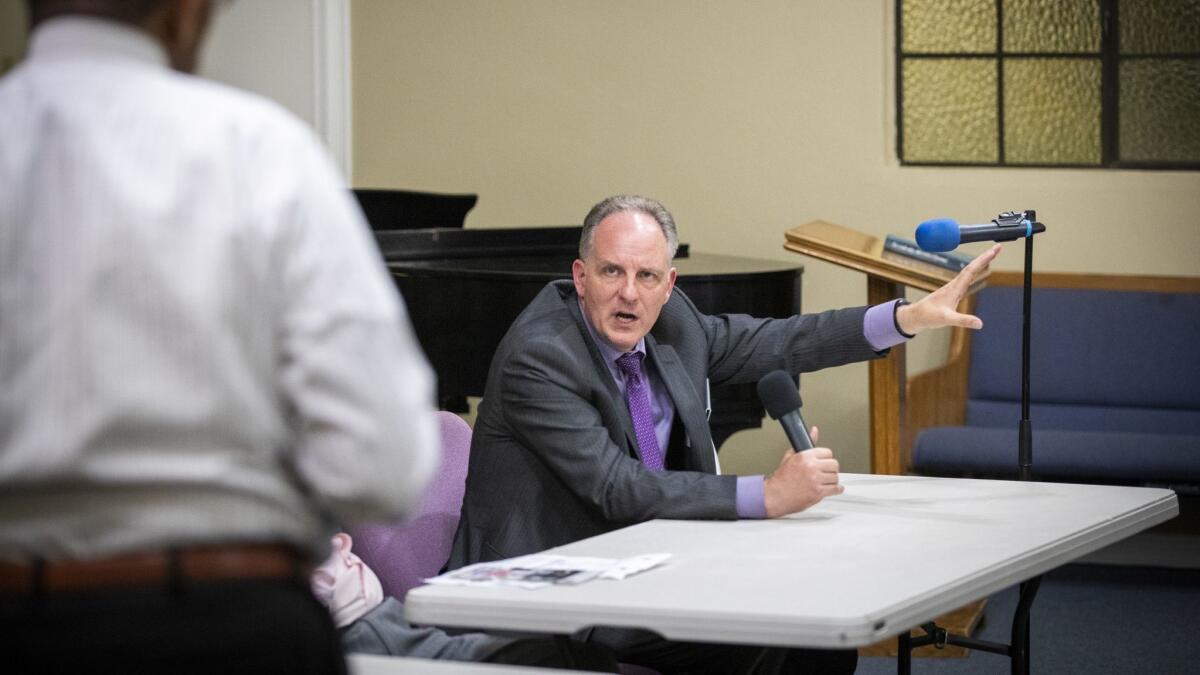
xmin=349 ymin=411 xmax=471 ymax=600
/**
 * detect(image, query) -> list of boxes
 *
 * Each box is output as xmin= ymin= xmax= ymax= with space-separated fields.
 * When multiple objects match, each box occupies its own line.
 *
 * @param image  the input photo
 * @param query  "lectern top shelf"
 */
xmin=784 ymin=220 xmax=989 ymax=294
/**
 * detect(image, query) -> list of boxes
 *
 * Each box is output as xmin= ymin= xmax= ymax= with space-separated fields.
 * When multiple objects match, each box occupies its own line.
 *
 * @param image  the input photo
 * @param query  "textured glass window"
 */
xmin=1121 ymin=0 xmax=1200 ymax=53
xmin=897 ymin=0 xmax=1200 ymax=168
xmin=1004 ymin=0 xmax=1100 ymax=53
xmin=902 ymin=0 xmax=995 ymax=53
xmin=1005 ymin=58 xmax=1101 ymax=164
xmin=1120 ymin=59 xmax=1200 ymax=162
xmin=903 ymin=59 xmax=998 ymax=162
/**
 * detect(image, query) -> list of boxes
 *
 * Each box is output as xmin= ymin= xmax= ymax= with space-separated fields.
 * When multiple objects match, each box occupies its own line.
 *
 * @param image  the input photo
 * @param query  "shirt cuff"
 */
xmin=735 ymin=475 xmax=768 ymax=519
xmin=863 ymin=299 xmax=909 ymax=351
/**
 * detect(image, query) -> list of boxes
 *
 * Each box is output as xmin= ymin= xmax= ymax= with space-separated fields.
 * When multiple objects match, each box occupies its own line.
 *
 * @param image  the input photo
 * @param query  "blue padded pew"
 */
xmin=908 ymin=272 xmax=1200 ymax=491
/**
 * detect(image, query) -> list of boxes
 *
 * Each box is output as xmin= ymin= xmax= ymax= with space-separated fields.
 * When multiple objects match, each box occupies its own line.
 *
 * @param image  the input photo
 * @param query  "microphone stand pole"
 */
xmin=898 ymin=211 xmax=1045 ymax=675
xmin=1019 ymin=222 xmax=1035 ymax=481
xmin=1011 ymin=214 xmax=1041 ymax=674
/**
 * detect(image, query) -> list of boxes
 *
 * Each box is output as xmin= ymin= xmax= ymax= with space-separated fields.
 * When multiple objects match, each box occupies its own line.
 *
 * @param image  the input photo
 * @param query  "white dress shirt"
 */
xmin=0 ymin=17 xmax=438 ymax=562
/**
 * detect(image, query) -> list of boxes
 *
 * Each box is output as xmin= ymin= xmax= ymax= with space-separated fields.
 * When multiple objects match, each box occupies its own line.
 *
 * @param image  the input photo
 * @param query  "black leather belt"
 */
xmin=0 ymin=542 xmax=308 ymax=596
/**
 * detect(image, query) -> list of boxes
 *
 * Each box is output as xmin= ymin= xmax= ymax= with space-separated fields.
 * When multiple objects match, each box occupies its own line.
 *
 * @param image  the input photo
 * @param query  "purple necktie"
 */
xmin=616 ymin=352 xmax=665 ymax=471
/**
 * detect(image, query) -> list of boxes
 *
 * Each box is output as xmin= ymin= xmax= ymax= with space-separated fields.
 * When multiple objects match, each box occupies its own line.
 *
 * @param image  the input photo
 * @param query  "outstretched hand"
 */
xmin=895 ymin=243 xmax=1000 ymax=335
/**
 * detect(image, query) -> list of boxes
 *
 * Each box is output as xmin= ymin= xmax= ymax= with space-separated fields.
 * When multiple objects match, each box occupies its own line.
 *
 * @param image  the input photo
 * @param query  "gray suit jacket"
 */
xmin=341 ymin=597 xmax=508 ymax=660
xmin=446 ymin=280 xmax=884 ymax=569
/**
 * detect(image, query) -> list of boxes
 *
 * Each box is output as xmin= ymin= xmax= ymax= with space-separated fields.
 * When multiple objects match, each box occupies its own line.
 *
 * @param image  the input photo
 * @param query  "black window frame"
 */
xmin=895 ymin=0 xmax=1200 ymax=170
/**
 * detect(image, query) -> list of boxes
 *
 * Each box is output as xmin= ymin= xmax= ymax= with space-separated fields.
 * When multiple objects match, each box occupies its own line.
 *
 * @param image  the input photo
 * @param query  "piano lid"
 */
xmin=377 ymin=226 xmax=801 ymax=282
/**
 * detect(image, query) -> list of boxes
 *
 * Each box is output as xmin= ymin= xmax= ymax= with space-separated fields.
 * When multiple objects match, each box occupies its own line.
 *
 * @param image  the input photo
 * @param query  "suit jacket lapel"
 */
xmin=564 ymin=290 xmax=642 ymax=458
xmin=645 ymin=337 xmax=718 ymax=474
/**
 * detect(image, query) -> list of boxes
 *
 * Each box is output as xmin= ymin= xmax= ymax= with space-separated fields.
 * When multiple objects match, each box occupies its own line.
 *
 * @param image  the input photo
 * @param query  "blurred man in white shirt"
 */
xmin=0 ymin=1 xmax=438 ymax=672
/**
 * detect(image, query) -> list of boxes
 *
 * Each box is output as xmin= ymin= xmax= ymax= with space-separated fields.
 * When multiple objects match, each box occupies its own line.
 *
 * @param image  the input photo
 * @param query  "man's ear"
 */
xmin=572 ymin=259 xmax=586 ymax=297
xmin=665 ymin=267 xmax=677 ymax=298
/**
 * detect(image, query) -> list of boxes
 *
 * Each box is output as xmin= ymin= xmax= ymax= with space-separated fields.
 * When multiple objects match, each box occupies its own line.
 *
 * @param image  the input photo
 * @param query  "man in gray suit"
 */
xmin=448 ymin=195 xmax=998 ymax=673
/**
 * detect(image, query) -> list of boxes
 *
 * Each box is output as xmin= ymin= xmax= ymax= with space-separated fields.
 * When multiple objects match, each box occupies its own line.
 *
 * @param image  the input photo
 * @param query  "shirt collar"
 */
xmin=28 ymin=16 xmax=169 ymax=69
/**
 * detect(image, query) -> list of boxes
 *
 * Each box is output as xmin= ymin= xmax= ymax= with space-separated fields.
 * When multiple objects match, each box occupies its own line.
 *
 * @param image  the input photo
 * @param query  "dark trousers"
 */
xmin=485 ymin=635 xmax=622 ymax=671
xmin=589 ymin=627 xmax=858 ymax=675
xmin=1 ymin=578 xmax=346 ymax=675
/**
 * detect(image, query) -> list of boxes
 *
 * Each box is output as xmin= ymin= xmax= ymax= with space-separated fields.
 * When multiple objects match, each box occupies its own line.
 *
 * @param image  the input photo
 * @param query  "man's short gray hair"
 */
xmin=579 ymin=195 xmax=679 ymax=261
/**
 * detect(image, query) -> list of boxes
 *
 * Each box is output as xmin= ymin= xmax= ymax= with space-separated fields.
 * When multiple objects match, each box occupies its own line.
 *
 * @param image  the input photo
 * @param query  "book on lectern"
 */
xmin=881 ymin=234 xmax=972 ymax=273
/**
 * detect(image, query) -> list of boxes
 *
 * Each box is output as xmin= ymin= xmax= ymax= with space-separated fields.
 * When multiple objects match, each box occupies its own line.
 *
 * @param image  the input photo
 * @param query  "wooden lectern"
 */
xmin=784 ymin=220 xmax=989 ymax=476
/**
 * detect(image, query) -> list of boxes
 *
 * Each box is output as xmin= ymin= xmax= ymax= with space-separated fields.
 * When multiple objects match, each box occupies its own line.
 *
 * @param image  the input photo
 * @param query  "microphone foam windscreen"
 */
xmin=756 ymin=370 xmax=802 ymax=420
xmin=915 ymin=218 xmax=961 ymax=252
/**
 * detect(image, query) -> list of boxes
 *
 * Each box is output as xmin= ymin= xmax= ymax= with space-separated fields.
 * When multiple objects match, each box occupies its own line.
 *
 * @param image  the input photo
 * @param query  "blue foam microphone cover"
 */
xmin=915 ymin=218 xmax=962 ymax=252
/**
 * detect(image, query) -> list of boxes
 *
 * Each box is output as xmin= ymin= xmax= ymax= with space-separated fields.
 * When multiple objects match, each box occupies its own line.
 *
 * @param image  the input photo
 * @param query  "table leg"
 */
xmin=895 ymin=575 xmax=1043 ymax=674
xmin=1010 ymin=576 xmax=1042 ymax=675
xmin=897 ymin=629 xmax=911 ymax=675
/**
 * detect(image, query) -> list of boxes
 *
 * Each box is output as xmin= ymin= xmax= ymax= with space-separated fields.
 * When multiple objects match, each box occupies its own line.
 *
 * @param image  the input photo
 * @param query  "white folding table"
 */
xmin=406 ymin=474 xmax=1177 ymax=667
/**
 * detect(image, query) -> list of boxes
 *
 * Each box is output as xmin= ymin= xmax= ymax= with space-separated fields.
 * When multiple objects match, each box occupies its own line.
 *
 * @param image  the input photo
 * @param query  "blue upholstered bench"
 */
xmin=909 ymin=272 xmax=1200 ymax=491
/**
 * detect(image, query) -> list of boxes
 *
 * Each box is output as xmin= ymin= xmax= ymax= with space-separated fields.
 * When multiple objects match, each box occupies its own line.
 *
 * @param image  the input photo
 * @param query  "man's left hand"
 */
xmin=895 ymin=243 xmax=1001 ymax=335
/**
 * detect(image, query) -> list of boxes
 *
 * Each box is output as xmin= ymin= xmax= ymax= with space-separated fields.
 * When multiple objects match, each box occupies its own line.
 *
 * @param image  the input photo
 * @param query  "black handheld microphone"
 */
xmin=756 ymin=370 xmax=814 ymax=451
xmin=915 ymin=210 xmax=1046 ymax=252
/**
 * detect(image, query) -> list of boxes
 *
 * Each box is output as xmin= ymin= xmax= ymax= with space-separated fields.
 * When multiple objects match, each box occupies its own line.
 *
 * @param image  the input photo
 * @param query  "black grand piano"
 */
xmin=355 ymin=189 xmax=804 ymax=450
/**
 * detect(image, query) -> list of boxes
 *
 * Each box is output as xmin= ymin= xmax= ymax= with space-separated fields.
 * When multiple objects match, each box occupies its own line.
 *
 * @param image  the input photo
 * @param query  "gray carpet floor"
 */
xmin=856 ymin=564 xmax=1200 ymax=674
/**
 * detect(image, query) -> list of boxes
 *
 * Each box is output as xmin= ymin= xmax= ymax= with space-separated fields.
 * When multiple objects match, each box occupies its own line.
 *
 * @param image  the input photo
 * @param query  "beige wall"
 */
xmin=201 ymin=0 xmax=318 ymax=131
xmin=356 ymin=0 xmax=1197 ymax=475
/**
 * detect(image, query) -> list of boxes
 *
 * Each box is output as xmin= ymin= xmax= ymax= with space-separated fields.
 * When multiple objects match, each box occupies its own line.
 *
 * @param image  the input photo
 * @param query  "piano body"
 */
xmin=356 ymin=190 xmax=803 ymax=450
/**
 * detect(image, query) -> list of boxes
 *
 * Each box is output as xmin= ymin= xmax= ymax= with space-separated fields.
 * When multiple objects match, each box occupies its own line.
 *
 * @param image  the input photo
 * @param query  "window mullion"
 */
xmin=1100 ymin=0 xmax=1120 ymax=166
xmin=996 ymin=0 xmax=1006 ymax=165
